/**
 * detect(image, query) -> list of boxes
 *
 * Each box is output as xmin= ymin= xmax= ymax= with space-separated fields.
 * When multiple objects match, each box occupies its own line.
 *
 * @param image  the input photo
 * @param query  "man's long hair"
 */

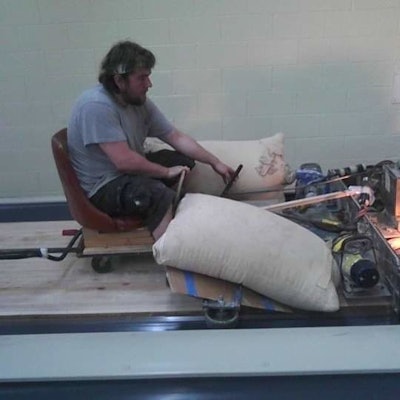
xmin=98 ymin=41 xmax=156 ymax=94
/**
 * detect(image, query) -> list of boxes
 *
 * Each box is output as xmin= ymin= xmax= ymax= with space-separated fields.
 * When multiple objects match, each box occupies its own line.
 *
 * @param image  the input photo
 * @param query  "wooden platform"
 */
xmin=0 ymin=221 xmax=201 ymax=318
xmin=0 ymin=220 xmax=394 ymax=322
xmin=81 ymin=226 xmax=154 ymax=255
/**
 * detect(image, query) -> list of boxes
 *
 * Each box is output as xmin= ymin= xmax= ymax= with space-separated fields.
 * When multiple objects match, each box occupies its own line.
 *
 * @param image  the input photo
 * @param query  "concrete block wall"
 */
xmin=1 ymin=0 xmax=400 ymax=199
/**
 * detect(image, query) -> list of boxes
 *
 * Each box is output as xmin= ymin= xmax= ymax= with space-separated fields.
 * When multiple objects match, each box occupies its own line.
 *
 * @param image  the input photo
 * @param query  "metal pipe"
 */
xmin=264 ymin=186 xmax=373 ymax=213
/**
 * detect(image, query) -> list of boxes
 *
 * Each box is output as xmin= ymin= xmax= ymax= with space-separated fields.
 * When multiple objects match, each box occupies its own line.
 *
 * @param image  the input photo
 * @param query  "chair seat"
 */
xmin=112 ymin=216 xmax=145 ymax=232
xmin=51 ymin=128 xmax=145 ymax=233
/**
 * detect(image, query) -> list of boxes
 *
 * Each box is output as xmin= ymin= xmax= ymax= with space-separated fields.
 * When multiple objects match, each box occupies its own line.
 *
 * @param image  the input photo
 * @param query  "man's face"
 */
xmin=118 ymin=68 xmax=152 ymax=106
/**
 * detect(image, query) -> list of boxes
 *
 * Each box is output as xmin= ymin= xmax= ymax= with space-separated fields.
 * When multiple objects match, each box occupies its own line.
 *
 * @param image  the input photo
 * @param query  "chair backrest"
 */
xmin=51 ymin=128 xmax=143 ymax=232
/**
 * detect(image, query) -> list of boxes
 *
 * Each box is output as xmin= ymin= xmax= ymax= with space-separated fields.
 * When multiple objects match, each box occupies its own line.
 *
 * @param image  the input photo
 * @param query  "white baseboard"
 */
xmin=0 ymin=195 xmax=66 ymax=205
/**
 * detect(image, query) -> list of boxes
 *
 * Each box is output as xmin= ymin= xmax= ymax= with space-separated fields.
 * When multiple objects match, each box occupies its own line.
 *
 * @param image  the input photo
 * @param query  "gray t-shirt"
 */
xmin=67 ymin=84 xmax=174 ymax=197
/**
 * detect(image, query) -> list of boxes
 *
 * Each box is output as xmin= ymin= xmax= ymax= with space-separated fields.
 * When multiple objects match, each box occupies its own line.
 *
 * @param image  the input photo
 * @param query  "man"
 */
xmin=68 ymin=40 xmax=235 ymax=239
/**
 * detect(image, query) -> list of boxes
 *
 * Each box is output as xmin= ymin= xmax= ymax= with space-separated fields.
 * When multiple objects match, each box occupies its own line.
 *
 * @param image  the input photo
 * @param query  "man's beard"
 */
xmin=120 ymin=90 xmax=146 ymax=106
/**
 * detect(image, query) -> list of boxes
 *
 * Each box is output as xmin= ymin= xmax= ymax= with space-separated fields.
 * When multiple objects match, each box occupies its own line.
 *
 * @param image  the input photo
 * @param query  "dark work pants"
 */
xmin=90 ymin=150 xmax=195 ymax=231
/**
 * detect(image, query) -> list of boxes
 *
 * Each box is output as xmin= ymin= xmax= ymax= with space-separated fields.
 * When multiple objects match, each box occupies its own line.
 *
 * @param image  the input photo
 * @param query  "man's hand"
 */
xmin=162 ymin=129 xmax=236 ymax=184
xmin=167 ymin=165 xmax=190 ymax=179
xmin=212 ymin=161 xmax=236 ymax=184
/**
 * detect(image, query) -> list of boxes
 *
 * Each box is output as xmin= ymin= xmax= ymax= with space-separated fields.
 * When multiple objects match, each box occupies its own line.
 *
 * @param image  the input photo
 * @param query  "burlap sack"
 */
xmin=185 ymin=133 xmax=291 ymax=197
xmin=145 ymin=133 xmax=293 ymax=201
xmin=153 ymin=194 xmax=339 ymax=312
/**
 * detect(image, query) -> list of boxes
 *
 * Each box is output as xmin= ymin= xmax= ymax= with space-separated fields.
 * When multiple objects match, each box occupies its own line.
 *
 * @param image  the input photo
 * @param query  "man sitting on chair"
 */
xmin=67 ymin=40 xmax=234 ymax=240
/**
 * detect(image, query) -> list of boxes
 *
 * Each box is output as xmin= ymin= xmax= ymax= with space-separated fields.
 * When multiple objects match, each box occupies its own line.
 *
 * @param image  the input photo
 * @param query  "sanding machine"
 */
xmin=274 ymin=161 xmax=400 ymax=317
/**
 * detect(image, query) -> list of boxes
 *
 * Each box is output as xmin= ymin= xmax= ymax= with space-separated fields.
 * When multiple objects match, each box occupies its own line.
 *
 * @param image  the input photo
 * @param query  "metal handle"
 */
xmin=220 ymin=164 xmax=243 ymax=197
xmin=172 ymin=170 xmax=187 ymax=216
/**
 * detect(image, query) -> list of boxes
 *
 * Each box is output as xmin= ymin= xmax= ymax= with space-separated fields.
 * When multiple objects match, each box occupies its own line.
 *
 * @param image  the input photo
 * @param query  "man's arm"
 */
xmin=99 ymin=141 xmax=189 ymax=179
xmin=162 ymin=129 xmax=235 ymax=183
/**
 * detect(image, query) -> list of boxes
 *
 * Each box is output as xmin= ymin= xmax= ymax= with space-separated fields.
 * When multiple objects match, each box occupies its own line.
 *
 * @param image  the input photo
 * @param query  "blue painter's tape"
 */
xmin=233 ymin=285 xmax=243 ymax=305
xmin=184 ymin=271 xmax=198 ymax=297
xmin=262 ymin=297 xmax=277 ymax=311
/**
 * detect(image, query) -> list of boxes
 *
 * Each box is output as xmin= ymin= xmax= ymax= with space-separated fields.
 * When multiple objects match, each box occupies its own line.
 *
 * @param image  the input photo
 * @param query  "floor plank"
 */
xmin=0 ymin=221 xmax=201 ymax=317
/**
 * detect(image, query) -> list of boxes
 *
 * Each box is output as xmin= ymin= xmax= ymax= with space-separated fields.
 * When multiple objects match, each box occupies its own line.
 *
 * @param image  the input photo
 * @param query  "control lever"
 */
xmin=220 ymin=164 xmax=243 ymax=197
xmin=172 ymin=169 xmax=187 ymax=216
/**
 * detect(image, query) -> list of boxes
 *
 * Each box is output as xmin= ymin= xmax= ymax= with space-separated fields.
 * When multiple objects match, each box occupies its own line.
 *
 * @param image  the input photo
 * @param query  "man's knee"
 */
xmin=90 ymin=175 xmax=175 ymax=232
xmin=120 ymin=184 xmax=151 ymax=215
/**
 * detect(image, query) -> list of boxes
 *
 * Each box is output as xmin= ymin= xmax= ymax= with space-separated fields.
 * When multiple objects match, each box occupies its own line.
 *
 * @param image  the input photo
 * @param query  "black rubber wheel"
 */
xmin=204 ymin=307 xmax=239 ymax=329
xmin=91 ymin=256 xmax=113 ymax=273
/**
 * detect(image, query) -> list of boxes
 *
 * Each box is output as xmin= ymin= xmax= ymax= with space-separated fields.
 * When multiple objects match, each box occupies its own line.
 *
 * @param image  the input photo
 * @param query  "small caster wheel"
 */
xmin=91 ymin=256 xmax=112 ymax=273
xmin=204 ymin=306 xmax=239 ymax=329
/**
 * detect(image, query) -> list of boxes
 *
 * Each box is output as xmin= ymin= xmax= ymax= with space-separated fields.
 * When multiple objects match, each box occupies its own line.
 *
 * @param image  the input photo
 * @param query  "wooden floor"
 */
xmin=0 ymin=221 xmax=201 ymax=318
xmin=0 ymin=220 xmax=394 ymax=322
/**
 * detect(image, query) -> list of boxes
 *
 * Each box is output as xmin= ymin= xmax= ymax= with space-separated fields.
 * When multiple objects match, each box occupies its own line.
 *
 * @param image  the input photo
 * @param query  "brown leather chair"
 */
xmin=51 ymin=128 xmax=144 ymax=233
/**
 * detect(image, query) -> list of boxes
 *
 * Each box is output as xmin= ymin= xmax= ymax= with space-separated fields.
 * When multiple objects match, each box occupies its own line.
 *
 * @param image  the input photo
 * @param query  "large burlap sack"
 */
xmin=185 ymin=133 xmax=293 ymax=198
xmin=145 ymin=133 xmax=294 ymax=201
xmin=153 ymin=194 xmax=339 ymax=312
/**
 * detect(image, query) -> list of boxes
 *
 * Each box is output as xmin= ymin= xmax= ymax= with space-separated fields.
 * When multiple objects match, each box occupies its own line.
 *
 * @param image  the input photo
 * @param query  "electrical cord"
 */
xmin=47 ymin=228 xmax=82 ymax=261
xmin=0 ymin=229 xmax=82 ymax=261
